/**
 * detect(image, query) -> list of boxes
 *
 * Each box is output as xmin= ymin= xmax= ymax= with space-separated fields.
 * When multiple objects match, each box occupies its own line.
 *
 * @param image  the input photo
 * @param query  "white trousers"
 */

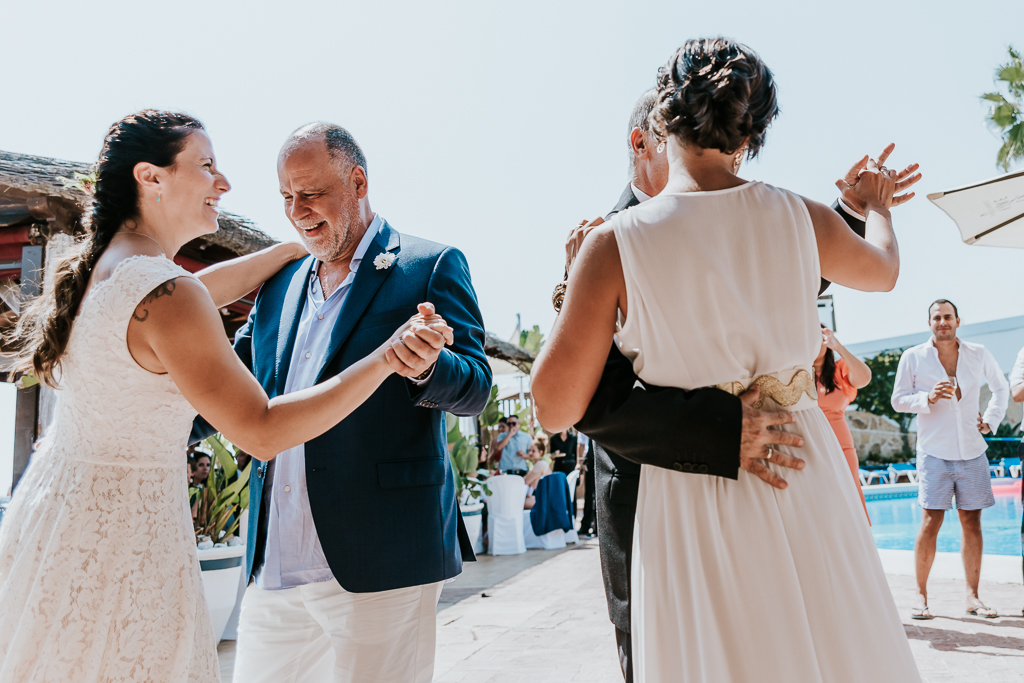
xmin=232 ymin=578 xmax=444 ymax=683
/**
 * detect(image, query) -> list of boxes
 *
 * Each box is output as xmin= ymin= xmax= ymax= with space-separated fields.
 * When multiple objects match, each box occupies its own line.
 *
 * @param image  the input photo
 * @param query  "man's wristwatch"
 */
xmin=552 ymin=281 xmax=567 ymax=313
xmin=414 ymin=362 xmax=436 ymax=381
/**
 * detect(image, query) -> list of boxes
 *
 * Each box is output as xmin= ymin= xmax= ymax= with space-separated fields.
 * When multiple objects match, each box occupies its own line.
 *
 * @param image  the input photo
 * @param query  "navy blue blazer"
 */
xmin=195 ymin=220 xmax=491 ymax=593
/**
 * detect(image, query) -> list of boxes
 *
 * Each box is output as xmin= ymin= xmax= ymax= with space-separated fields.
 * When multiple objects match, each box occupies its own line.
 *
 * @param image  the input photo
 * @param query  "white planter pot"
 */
xmin=460 ymin=502 xmax=484 ymax=554
xmin=198 ymin=544 xmax=246 ymax=641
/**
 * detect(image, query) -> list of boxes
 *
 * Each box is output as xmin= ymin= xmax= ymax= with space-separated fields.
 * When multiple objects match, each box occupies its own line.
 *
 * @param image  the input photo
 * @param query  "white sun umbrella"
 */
xmin=928 ymin=169 xmax=1024 ymax=247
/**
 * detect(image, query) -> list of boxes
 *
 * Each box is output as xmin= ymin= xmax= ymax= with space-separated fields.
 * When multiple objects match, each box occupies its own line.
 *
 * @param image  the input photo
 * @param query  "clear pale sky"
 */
xmin=2 ymin=1 xmax=1023 ymax=491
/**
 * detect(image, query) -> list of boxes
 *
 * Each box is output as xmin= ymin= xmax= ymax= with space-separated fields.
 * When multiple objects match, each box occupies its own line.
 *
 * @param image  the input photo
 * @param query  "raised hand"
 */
xmin=384 ymin=303 xmax=454 ymax=378
xmin=738 ymin=385 xmax=806 ymax=490
xmin=565 ymin=216 xmax=605 ymax=276
xmin=836 ymin=144 xmax=921 ymax=214
xmin=822 ymin=327 xmax=842 ymax=351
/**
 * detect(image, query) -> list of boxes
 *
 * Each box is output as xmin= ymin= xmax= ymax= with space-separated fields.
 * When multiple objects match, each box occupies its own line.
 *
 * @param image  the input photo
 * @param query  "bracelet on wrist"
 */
xmin=552 ymin=281 xmax=567 ymax=313
xmin=414 ymin=362 xmax=436 ymax=381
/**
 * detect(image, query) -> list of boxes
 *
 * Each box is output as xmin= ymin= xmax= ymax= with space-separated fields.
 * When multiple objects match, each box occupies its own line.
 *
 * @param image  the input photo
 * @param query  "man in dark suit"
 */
xmin=568 ymin=89 xmax=918 ymax=682
xmin=193 ymin=123 xmax=490 ymax=683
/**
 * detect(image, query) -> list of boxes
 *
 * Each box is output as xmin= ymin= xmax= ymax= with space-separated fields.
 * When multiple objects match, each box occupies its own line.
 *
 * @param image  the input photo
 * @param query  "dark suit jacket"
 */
xmin=578 ymin=184 xmax=865 ymax=633
xmin=193 ymin=221 xmax=492 ymax=593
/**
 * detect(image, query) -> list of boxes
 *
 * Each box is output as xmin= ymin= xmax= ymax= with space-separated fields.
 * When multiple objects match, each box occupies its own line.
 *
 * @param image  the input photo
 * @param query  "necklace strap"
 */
xmin=116 ymin=231 xmax=166 ymax=255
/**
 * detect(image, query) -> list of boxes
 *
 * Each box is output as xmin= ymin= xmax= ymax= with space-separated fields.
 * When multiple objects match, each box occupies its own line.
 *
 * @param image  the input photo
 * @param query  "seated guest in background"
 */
xmin=815 ymin=324 xmax=872 ymax=522
xmin=550 ymin=428 xmax=578 ymax=475
xmin=235 ymin=450 xmax=251 ymax=473
xmin=533 ymin=433 xmax=551 ymax=467
xmin=226 ymin=450 xmax=252 ymax=485
xmin=495 ymin=415 xmax=531 ymax=475
xmin=193 ymin=452 xmax=211 ymax=488
xmin=524 ymin=440 xmax=551 ymax=489
xmin=524 ymin=439 xmax=551 ymax=509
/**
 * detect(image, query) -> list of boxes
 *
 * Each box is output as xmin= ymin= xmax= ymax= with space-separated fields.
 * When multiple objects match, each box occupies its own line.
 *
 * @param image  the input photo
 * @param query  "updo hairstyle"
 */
xmin=11 ymin=110 xmax=203 ymax=386
xmin=650 ymin=38 xmax=779 ymax=160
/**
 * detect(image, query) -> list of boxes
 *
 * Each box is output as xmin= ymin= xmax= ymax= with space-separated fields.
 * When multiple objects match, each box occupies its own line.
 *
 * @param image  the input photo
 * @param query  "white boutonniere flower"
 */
xmin=373 ymin=252 xmax=396 ymax=270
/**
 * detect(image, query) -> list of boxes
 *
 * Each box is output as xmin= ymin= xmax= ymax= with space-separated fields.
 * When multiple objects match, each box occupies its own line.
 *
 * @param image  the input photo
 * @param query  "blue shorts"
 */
xmin=917 ymin=454 xmax=995 ymax=511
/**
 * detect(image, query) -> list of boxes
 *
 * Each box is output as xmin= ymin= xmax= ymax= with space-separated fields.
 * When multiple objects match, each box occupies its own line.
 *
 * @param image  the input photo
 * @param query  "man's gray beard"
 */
xmin=308 ymin=207 xmax=358 ymax=263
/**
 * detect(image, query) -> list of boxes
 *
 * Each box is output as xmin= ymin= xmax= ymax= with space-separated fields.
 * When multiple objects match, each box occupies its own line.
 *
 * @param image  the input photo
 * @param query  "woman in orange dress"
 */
xmin=815 ymin=325 xmax=873 ymax=522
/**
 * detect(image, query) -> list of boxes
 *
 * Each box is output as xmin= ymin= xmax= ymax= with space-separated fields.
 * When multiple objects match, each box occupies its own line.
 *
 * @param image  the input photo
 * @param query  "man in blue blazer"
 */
xmin=216 ymin=123 xmax=491 ymax=683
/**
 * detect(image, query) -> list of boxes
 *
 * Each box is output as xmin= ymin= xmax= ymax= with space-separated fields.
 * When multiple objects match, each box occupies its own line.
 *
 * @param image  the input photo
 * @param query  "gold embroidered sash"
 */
xmin=716 ymin=369 xmax=817 ymax=409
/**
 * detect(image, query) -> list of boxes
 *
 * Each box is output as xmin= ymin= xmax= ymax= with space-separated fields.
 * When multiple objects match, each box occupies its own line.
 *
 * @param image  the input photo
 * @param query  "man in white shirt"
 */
xmin=891 ymin=299 xmax=1009 ymax=620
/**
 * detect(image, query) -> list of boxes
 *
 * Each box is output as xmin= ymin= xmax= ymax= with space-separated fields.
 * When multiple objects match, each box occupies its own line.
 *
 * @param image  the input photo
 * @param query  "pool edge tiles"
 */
xmin=864 ymin=483 xmax=919 ymax=501
xmin=877 ymin=548 xmax=1022 ymax=584
xmin=863 ymin=478 xmax=1022 ymax=501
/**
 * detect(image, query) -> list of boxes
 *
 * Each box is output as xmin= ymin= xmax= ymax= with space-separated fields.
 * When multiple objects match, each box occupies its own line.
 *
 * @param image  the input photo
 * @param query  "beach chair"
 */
xmin=887 ymin=462 xmax=919 ymax=484
xmin=859 ymin=468 xmax=891 ymax=486
xmin=1003 ymin=456 xmax=1022 ymax=478
xmin=988 ymin=459 xmax=1005 ymax=478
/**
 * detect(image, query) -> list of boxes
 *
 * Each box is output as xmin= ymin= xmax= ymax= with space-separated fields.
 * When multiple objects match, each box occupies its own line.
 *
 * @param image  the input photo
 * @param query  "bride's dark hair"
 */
xmin=10 ymin=110 xmax=203 ymax=386
xmin=651 ymin=38 xmax=779 ymax=161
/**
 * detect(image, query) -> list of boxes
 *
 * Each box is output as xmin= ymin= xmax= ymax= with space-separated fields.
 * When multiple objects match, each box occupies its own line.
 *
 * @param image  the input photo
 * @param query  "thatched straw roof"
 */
xmin=0 ymin=150 xmax=275 ymax=256
xmin=0 ymin=150 xmax=90 ymax=202
xmin=201 ymin=213 xmax=276 ymax=254
xmin=484 ymin=332 xmax=534 ymax=374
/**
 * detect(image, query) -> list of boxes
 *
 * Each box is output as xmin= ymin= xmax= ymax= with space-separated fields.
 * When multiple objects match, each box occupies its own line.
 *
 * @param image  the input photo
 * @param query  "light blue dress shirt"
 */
xmin=497 ymin=431 xmax=532 ymax=472
xmin=255 ymin=216 xmax=383 ymax=590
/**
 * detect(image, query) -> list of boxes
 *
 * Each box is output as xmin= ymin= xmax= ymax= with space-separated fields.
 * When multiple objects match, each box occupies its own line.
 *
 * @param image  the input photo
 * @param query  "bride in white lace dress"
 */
xmin=533 ymin=40 xmax=921 ymax=682
xmin=0 ymin=111 xmax=452 ymax=682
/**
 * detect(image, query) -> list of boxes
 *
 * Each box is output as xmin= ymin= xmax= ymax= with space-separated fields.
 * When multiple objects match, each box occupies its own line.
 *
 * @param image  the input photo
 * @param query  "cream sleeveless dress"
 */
xmin=612 ymin=182 xmax=920 ymax=683
xmin=0 ymin=256 xmax=218 ymax=682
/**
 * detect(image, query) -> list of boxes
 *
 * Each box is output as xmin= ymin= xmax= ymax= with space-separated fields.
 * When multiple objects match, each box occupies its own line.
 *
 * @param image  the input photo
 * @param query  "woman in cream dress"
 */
xmin=532 ymin=39 xmax=921 ymax=682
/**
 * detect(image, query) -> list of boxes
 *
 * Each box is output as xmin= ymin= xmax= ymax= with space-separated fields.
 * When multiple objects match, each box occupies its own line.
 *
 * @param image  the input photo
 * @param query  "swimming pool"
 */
xmin=867 ymin=480 xmax=1023 ymax=556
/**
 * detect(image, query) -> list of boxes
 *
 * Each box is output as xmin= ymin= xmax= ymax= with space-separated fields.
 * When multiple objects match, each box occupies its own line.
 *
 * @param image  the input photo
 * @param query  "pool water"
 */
xmin=868 ymin=483 xmax=1023 ymax=556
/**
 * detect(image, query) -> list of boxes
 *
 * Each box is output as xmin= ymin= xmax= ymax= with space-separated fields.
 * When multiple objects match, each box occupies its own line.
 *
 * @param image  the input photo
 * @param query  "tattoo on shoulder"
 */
xmin=132 ymin=279 xmax=178 ymax=323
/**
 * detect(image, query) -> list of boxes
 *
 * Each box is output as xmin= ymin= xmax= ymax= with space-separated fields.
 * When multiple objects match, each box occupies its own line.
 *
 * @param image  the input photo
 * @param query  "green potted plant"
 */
xmin=447 ymin=414 xmax=490 ymax=550
xmin=192 ymin=434 xmax=251 ymax=641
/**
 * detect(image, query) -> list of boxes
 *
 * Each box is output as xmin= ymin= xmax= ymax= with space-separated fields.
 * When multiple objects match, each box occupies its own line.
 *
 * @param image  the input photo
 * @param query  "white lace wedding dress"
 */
xmin=0 ymin=256 xmax=218 ymax=682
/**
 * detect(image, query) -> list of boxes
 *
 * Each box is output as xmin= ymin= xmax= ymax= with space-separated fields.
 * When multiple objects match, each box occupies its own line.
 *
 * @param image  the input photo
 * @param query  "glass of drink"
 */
xmin=948 ymin=376 xmax=958 ymax=398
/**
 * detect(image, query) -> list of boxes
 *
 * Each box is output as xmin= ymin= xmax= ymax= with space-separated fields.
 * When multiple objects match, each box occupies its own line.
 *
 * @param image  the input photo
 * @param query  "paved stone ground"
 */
xmin=890 ymin=573 xmax=1024 ymax=683
xmin=218 ymin=542 xmax=1024 ymax=681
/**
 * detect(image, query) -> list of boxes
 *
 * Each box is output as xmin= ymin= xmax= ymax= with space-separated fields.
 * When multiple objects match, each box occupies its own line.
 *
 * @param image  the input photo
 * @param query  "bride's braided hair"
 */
xmin=10 ymin=110 xmax=203 ymax=387
xmin=651 ymin=38 xmax=779 ymax=160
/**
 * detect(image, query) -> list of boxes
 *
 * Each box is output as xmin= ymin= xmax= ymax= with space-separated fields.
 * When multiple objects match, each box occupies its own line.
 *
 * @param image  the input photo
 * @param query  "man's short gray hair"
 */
xmin=286 ymin=122 xmax=368 ymax=178
xmin=627 ymin=89 xmax=659 ymax=175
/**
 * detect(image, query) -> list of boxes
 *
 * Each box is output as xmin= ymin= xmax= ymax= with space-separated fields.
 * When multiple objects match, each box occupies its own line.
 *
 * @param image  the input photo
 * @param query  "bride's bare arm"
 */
xmin=806 ymin=161 xmax=898 ymax=293
xmin=126 ymin=277 xmax=450 ymax=459
xmin=196 ymin=242 xmax=308 ymax=308
xmin=532 ymin=225 xmax=624 ymax=432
